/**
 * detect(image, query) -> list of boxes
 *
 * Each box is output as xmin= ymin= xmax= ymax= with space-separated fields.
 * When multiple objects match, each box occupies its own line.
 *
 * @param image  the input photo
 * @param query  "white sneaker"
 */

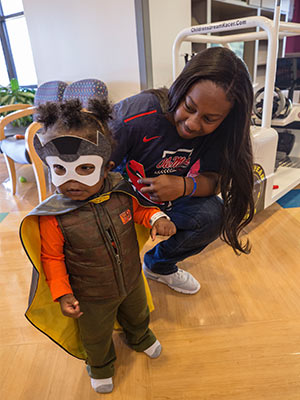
xmin=143 ymin=264 xmax=200 ymax=294
xmin=144 ymin=339 xmax=162 ymax=358
xmin=91 ymin=377 xmax=113 ymax=393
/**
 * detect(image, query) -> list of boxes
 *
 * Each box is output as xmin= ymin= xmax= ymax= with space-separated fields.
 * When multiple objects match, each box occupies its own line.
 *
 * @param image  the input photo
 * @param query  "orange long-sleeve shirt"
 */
xmin=39 ymin=197 xmax=159 ymax=301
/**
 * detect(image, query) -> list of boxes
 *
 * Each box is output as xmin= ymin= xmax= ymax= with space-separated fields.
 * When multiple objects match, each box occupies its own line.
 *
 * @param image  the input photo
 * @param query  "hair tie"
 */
xmin=81 ymin=108 xmax=104 ymax=131
xmin=182 ymin=177 xmax=186 ymax=196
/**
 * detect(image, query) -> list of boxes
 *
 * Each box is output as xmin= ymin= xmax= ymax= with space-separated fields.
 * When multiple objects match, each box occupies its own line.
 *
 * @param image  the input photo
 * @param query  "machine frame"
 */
xmin=172 ymin=0 xmax=300 ymax=210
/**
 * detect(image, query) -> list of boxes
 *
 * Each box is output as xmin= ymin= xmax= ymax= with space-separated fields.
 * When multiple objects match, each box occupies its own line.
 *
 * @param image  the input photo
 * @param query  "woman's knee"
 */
xmin=187 ymin=197 xmax=223 ymax=243
xmin=189 ymin=196 xmax=223 ymax=229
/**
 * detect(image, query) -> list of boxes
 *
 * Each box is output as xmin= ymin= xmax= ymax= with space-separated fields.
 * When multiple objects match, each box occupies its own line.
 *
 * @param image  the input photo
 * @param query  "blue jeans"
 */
xmin=144 ymin=195 xmax=224 ymax=275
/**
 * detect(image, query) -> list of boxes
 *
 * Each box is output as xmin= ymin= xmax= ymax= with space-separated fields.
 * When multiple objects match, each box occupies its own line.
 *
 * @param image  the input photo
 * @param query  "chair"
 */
xmin=0 ymin=80 xmax=68 ymax=202
xmin=62 ymin=78 xmax=108 ymax=106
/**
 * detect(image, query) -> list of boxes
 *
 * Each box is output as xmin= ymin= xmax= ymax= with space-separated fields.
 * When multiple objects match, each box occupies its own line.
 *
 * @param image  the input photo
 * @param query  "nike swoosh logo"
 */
xmin=143 ymin=135 xmax=160 ymax=143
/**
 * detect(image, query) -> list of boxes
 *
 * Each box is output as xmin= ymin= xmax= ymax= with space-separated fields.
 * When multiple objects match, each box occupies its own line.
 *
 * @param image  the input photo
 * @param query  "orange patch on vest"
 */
xmin=119 ymin=209 xmax=132 ymax=224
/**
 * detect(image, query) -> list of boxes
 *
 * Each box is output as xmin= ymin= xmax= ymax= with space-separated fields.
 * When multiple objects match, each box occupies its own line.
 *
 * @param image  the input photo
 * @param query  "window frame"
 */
xmin=0 ymin=2 xmax=36 ymax=88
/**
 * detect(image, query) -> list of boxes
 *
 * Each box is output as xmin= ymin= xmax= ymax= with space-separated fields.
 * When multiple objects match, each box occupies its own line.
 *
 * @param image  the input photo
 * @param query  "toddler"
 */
xmin=20 ymin=98 xmax=176 ymax=393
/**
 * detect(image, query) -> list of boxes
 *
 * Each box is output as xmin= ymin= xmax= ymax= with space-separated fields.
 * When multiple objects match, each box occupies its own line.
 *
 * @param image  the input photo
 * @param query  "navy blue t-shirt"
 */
xmin=110 ymin=92 xmax=224 ymax=177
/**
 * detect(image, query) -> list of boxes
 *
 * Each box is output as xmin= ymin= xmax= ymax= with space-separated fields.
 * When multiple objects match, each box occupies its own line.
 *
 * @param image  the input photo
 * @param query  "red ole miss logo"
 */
xmin=119 ymin=209 xmax=132 ymax=224
xmin=156 ymin=155 xmax=191 ymax=169
xmin=155 ymin=148 xmax=193 ymax=171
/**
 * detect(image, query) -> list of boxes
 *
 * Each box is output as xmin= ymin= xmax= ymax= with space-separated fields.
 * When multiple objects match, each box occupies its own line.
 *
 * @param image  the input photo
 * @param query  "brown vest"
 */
xmin=57 ymin=190 xmax=141 ymax=301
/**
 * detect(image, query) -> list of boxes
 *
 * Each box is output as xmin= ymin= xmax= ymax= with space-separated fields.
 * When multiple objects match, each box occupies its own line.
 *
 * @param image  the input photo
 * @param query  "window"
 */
xmin=0 ymin=0 xmax=37 ymax=87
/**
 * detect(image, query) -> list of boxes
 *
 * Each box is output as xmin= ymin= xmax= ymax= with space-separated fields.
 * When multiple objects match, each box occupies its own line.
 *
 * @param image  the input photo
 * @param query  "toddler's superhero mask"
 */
xmin=34 ymin=130 xmax=112 ymax=187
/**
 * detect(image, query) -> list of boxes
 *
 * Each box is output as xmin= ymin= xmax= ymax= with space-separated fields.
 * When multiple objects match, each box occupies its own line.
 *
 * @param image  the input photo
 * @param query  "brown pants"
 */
xmin=77 ymin=274 xmax=156 ymax=379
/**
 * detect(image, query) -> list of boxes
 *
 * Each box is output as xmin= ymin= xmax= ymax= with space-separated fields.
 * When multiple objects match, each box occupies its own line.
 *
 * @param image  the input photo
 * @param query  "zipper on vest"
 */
xmin=91 ymin=203 xmax=126 ymax=296
xmin=106 ymin=228 xmax=120 ymax=262
xmin=104 ymin=225 xmax=126 ymax=296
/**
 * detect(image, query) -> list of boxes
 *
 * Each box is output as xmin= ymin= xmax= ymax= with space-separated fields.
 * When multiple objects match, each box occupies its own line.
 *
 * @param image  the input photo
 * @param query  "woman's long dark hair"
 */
xmin=166 ymin=47 xmax=254 ymax=254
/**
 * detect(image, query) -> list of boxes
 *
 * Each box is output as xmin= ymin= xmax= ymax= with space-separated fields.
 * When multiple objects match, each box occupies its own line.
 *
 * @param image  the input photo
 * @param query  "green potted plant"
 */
xmin=0 ymin=78 xmax=36 ymax=127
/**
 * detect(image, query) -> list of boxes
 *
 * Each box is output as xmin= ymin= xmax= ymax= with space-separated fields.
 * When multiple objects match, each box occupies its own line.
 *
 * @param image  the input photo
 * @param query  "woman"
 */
xmin=110 ymin=46 xmax=254 ymax=295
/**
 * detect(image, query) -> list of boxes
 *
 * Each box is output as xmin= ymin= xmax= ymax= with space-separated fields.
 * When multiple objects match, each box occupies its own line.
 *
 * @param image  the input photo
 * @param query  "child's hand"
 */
xmin=151 ymin=218 xmax=176 ymax=240
xmin=58 ymin=294 xmax=83 ymax=319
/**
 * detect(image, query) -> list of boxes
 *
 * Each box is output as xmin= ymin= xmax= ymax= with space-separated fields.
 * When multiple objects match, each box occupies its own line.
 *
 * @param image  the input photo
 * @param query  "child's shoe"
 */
xmin=91 ymin=377 xmax=113 ymax=393
xmin=144 ymin=339 xmax=162 ymax=358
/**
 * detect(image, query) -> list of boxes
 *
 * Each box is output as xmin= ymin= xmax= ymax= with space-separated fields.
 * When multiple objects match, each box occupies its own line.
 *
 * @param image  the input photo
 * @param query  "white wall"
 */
xmin=22 ymin=0 xmax=141 ymax=102
xmin=149 ymin=0 xmax=191 ymax=88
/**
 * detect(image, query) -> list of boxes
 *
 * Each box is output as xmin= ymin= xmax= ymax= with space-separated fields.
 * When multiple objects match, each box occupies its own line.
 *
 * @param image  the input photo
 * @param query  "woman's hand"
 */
xmin=58 ymin=294 xmax=83 ymax=319
xmin=151 ymin=218 xmax=177 ymax=241
xmin=139 ymin=175 xmax=185 ymax=202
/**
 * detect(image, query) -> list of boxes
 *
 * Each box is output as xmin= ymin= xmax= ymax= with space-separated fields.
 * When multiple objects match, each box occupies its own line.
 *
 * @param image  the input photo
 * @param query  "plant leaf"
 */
xmin=8 ymin=96 xmax=16 ymax=104
xmin=10 ymin=78 xmax=19 ymax=92
xmin=0 ymin=94 xmax=10 ymax=105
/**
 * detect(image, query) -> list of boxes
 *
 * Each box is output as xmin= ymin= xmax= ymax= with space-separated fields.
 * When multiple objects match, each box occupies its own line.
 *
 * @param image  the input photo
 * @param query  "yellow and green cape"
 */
xmin=20 ymin=180 xmax=154 ymax=360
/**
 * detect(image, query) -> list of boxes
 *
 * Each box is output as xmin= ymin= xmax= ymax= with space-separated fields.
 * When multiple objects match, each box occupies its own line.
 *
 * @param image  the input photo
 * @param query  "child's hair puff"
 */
xmin=36 ymin=97 xmax=114 ymax=147
xmin=36 ymin=97 xmax=112 ymax=129
xmin=88 ymin=97 xmax=112 ymax=124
